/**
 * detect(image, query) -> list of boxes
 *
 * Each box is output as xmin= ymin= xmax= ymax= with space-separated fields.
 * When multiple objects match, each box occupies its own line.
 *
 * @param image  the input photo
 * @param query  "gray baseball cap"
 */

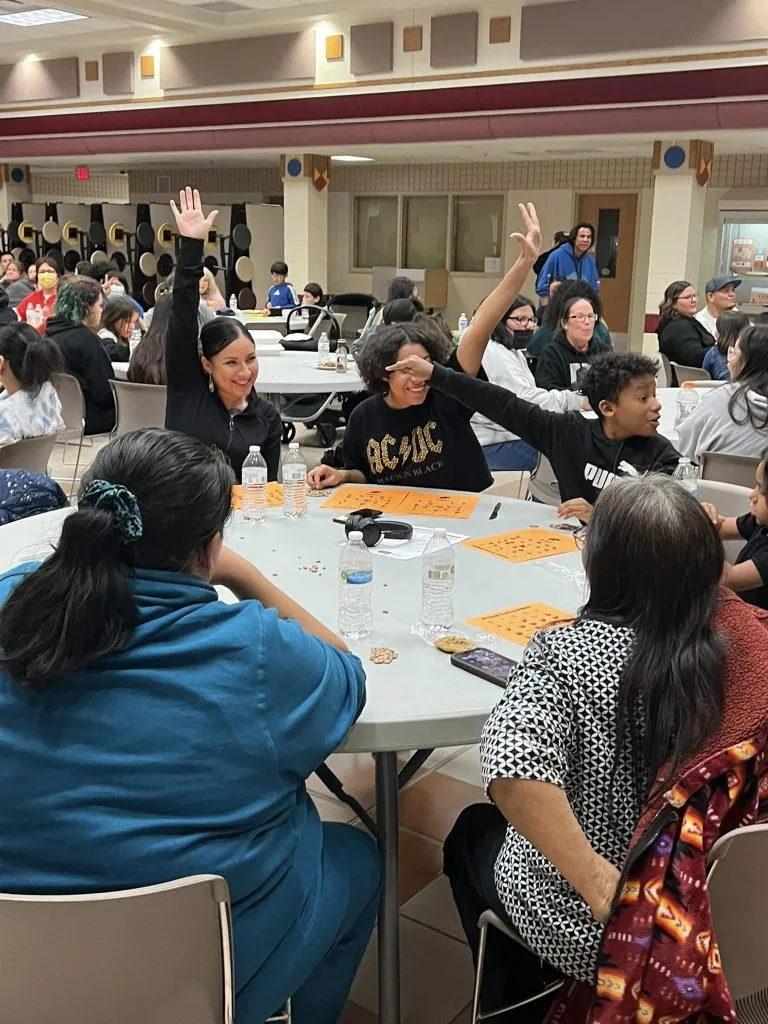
xmin=705 ymin=274 xmax=742 ymax=294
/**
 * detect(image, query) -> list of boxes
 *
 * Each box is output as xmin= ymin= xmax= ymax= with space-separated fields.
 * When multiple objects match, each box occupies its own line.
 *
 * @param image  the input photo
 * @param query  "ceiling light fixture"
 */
xmin=331 ymin=155 xmax=375 ymax=164
xmin=0 ymin=7 xmax=87 ymax=26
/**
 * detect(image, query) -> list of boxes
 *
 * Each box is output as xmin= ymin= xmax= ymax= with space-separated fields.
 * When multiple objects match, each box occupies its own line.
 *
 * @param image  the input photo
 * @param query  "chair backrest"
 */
xmin=708 ymin=824 xmax=768 ymax=1017
xmin=109 ymin=380 xmax=167 ymax=437
xmin=527 ymin=453 xmax=560 ymax=506
xmin=699 ymin=451 xmax=760 ymax=489
xmin=51 ymin=372 xmax=86 ymax=443
xmin=697 ymin=479 xmax=751 ymax=561
xmin=0 ymin=874 xmax=233 ymax=1024
xmin=329 ymin=293 xmax=377 ymax=340
xmin=670 ymin=361 xmax=711 ymax=385
xmin=0 ymin=433 xmax=58 ymax=474
xmin=659 ymin=352 xmax=673 ymax=388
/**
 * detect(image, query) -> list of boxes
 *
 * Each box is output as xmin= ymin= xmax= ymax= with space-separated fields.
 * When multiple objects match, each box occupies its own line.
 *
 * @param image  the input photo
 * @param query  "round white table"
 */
xmin=0 ymin=490 xmax=584 ymax=1024
xmin=241 ymin=311 xmax=347 ymax=337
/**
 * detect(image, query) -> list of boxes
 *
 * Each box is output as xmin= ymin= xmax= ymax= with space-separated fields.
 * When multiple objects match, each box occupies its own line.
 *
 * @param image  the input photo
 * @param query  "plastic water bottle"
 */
xmin=229 ymin=293 xmax=238 ymax=313
xmin=129 ymin=325 xmax=141 ymax=357
xmin=420 ymin=529 xmax=456 ymax=639
xmin=338 ymin=531 xmax=373 ymax=639
xmin=282 ymin=442 xmax=308 ymax=518
xmin=336 ymin=339 xmax=349 ymax=373
xmin=458 ymin=312 xmax=468 ymax=336
xmin=674 ymin=456 xmax=699 ymax=497
xmin=241 ymin=445 xmax=268 ymax=523
xmin=317 ymin=332 xmax=331 ymax=363
xmin=675 ymin=388 xmax=699 ymax=427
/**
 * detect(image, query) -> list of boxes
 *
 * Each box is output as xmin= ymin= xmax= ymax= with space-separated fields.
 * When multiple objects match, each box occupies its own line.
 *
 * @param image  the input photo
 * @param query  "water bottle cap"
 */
xmin=288 ymin=442 xmax=299 ymax=449
xmin=433 ymin=528 xmax=448 ymax=538
xmin=348 ymin=531 xmax=363 ymax=541
xmin=249 ymin=445 xmax=260 ymax=452
xmin=678 ymin=457 xmax=691 ymax=464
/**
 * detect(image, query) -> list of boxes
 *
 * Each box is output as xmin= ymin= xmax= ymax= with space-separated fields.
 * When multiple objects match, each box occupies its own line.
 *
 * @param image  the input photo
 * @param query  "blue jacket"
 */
xmin=267 ymin=282 xmax=298 ymax=309
xmin=535 ymin=242 xmax=601 ymax=297
xmin=702 ymin=346 xmax=730 ymax=382
xmin=0 ymin=565 xmax=366 ymax=1018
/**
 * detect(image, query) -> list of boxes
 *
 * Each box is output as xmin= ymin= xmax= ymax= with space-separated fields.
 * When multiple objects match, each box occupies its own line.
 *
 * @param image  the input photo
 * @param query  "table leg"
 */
xmin=374 ymin=750 xmax=401 ymax=1024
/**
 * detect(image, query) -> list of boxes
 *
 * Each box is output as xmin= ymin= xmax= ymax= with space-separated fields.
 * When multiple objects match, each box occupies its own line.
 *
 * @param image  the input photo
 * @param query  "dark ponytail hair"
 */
xmin=199 ymin=316 xmax=253 ymax=360
xmin=0 ymin=322 xmax=62 ymax=393
xmin=0 ymin=429 xmax=234 ymax=690
xmin=581 ymin=474 xmax=725 ymax=804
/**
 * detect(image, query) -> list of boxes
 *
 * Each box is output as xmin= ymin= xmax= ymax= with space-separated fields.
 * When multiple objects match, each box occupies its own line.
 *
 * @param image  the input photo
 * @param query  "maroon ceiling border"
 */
xmin=0 ymin=62 xmax=767 ymax=140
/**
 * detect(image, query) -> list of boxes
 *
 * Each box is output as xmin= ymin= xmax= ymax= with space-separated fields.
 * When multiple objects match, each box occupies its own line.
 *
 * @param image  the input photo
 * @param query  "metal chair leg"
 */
xmin=471 ymin=921 xmax=488 ymax=1023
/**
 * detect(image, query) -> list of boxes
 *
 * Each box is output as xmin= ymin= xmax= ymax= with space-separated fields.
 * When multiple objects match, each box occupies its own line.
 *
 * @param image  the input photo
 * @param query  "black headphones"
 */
xmin=344 ymin=514 xmax=413 ymax=548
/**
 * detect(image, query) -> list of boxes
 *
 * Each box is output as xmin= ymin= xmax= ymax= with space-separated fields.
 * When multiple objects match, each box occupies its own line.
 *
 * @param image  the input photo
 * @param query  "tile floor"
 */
xmin=46 ymin=427 xmax=491 ymax=1023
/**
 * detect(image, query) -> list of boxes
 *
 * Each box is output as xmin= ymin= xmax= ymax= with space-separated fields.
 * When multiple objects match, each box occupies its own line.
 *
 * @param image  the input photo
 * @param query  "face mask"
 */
xmin=38 ymin=272 xmax=57 ymax=291
xmin=512 ymin=330 xmax=532 ymax=350
xmin=108 ymin=284 xmax=125 ymax=296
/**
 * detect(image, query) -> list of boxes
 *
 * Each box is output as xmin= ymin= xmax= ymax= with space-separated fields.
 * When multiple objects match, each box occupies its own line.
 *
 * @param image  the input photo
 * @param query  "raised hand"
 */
xmin=170 ymin=186 xmax=219 ymax=241
xmin=509 ymin=202 xmax=541 ymax=265
xmin=384 ymin=355 xmax=435 ymax=380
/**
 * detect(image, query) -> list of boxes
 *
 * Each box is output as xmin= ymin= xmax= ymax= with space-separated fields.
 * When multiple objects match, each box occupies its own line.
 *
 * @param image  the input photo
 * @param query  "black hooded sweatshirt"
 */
xmin=430 ymin=363 xmax=681 ymax=503
xmin=534 ymin=332 xmax=598 ymax=392
xmin=0 ymin=286 xmax=17 ymax=326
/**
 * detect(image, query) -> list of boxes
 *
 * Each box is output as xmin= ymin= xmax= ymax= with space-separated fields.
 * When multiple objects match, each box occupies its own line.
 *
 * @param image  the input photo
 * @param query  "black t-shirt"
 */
xmin=736 ymin=513 xmax=768 ymax=610
xmin=342 ymin=352 xmax=492 ymax=492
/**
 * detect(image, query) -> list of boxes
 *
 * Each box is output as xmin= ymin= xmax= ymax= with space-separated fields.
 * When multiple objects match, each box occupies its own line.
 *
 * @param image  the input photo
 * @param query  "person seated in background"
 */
xmin=0 ymin=252 xmax=11 ymax=278
xmin=472 ymin=295 xmax=586 ymax=472
xmin=386 ymin=351 xmax=680 ymax=522
xmin=27 ymin=263 xmax=37 ymax=284
xmin=1 ymin=260 xmax=34 ymax=309
xmin=534 ymin=223 xmax=600 ymax=302
xmin=45 ymin=276 xmax=115 ymax=435
xmin=306 ymin=201 xmax=542 ymax=494
xmin=354 ymin=276 xmax=424 ymax=353
xmin=262 ymin=261 xmax=298 ymax=314
xmin=702 ymin=310 xmax=749 ymax=382
xmin=0 ymin=468 xmax=67 ymax=524
xmin=0 ymin=428 xmax=380 ymax=1024
xmin=144 ymin=274 xmax=217 ymax=333
xmin=128 ymin=294 xmax=169 ymax=386
xmin=704 ymin=451 xmax=768 ymax=611
xmin=657 ymin=280 xmax=714 ymax=368
xmin=98 ymin=296 xmax=140 ymax=362
xmin=695 ymin=274 xmax=741 ymax=337
xmin=534 ymin=294 xmax=603 ymax=391
xmin=199 ymin=267 xmax=226 ymax=311
xmin=445 ymin=474 xmax=765 ymax=1022
xmin=166 ymin=187 xmax=283 ymax=482
xmin=292 ymin=282 xmax=339 ymax=341
xmin=527 ymin=279 xmax=611 ymax=359
xmin=678 ymin=324 xmax=768 ymax=460
xmin=16 ymin=256 xmax=61 ymax=335
xmin=0 ymin=323 xmax=64 ymax=445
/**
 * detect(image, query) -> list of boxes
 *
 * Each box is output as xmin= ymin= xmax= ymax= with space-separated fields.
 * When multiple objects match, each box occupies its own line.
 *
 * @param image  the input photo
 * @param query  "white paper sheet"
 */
xmin=372 ymin=527 xmax=468 ymax=560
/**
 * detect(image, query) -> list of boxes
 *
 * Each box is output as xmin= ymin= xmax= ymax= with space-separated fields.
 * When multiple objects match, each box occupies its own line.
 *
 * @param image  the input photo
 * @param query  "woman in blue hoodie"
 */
xmin=535 ymin=223 xmax=600 ymax=300
xmin=0 ymin=428 xmax=380 ymax=1024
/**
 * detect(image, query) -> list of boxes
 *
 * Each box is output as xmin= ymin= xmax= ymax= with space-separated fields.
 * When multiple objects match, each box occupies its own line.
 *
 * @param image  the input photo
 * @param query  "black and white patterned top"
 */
xmin=481 ymin=618 xmax=641 ymax=984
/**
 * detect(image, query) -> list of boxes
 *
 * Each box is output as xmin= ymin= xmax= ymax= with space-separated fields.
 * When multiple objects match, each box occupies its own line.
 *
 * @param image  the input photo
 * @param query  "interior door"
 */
xmin=577 ymin=193 xmax=638 ymax=334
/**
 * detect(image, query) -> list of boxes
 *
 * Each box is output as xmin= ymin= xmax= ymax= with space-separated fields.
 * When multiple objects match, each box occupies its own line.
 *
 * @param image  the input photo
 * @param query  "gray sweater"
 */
xmin=677 ymin=382 xmax=768 ymax=460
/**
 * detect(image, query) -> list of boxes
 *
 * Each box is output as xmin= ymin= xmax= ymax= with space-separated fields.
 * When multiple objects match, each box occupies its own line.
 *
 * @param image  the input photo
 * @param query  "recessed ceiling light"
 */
xmin=331 ymin=155 xmax=375 ymax=164
xmin=0 ymin=7 xmax=88 ymax=25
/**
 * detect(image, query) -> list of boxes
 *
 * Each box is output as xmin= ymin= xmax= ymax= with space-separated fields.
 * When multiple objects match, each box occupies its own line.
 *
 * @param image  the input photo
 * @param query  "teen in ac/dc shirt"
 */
xmin=307 ymin=201 xmax=543 ymax=494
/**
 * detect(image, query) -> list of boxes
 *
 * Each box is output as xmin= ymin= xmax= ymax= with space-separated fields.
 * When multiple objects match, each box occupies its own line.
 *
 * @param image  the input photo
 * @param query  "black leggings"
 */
xmin=443 ymin=804 xmax=560 ymax=1023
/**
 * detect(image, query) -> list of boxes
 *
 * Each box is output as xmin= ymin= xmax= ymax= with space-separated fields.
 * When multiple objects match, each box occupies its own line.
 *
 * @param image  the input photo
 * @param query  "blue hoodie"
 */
xmin=0 ymin=564 xmax=366 ymax=1023
xmin=535 ymin=241 xmax=601 ymax=297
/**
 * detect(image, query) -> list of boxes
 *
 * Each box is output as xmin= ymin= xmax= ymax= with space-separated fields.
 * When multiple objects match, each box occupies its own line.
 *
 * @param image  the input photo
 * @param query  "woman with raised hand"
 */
xmin=0 ymin=428 xmax=380 ymax=1024
xmin=165 ymin=187 xmax=282 ymax=482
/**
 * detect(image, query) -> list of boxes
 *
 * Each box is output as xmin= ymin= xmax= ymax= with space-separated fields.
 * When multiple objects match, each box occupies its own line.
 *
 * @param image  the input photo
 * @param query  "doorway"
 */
xmin=577 ymin=193 xmax=638 ymax=336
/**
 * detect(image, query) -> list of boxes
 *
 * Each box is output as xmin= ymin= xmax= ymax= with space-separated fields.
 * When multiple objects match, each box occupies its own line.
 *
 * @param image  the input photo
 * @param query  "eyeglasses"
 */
xmin=679 ymin=292 xmax=697 ymax=301
xmin=508 ymin=316 xmax=536 ymax=327
xmin=567 ymin=313 xmax=598 ymax=324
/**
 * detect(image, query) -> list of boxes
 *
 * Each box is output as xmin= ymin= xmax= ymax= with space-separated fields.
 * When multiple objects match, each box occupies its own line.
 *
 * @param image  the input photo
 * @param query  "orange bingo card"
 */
xmin=231 ymin=482 xmax=284 ymax=509
xmin=462 ymin=528 xmax=578 ymax=564
xmin=397 ymin=491 xmax=479 ymax=520
xmin=320 ymin=486 xmax=410 ymax=514
xmin=466 ymin=603 xmax=573 ymax=647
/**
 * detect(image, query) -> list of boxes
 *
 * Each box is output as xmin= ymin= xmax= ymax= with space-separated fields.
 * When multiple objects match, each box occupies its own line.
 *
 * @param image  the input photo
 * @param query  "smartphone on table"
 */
xmin=450 ymin=648 xmax=518 ymax=688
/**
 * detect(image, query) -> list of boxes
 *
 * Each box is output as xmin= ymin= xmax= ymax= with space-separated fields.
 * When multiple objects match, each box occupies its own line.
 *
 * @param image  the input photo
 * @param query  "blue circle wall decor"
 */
xmin=663 ymin=146 xmax=687 ymax=170
xmin=286 ymin=158 xmax=303 ymax=177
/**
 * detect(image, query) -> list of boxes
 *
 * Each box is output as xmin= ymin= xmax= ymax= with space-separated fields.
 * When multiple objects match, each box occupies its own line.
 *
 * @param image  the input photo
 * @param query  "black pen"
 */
xmin=489 ymin=502 xmax=501 ymax=520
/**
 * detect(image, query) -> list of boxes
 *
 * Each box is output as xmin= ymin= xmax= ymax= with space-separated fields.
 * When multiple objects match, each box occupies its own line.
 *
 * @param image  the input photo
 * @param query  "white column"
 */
xmin=281 ymin=155 xmax=329 ymax=293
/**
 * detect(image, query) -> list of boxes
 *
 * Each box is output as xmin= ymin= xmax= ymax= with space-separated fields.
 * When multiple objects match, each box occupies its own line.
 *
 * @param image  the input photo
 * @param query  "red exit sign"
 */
xmin=75 ymin=166 xmax=90 ymax=181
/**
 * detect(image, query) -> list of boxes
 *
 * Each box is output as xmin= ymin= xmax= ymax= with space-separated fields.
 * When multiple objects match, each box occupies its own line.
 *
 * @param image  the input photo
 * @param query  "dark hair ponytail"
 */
xmin=0 ymin=322 xmax=62 ymax=393
xmin=0 ymin=428 xmax=234 ymax=690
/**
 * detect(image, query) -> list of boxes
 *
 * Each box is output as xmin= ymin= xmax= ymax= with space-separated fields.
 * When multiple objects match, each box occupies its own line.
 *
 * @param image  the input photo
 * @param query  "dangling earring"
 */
xmin=208 ymin=373 xmax=215 ymax=393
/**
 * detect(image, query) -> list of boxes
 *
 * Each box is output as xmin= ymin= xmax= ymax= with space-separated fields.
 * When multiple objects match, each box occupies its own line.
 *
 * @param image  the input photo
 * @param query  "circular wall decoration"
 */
xmin=286 ymin=158 xmax=302 ymax=177
xmin=663 ymin=145 xmax=686 ymax=170
xmin=9 ymin=166 xmax=25 ymax=184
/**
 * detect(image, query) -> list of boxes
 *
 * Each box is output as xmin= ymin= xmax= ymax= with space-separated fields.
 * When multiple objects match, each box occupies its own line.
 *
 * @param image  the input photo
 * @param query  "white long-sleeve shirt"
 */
xmin=472 ymin=343 xmax=584 ymax=447
xmin=0 ymin=381 xmax=64 ymax=447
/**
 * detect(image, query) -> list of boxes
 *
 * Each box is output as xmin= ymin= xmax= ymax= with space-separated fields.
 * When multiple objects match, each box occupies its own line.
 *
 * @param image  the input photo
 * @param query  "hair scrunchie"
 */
xmin=79 ymin=479 xmax=143 ymax=544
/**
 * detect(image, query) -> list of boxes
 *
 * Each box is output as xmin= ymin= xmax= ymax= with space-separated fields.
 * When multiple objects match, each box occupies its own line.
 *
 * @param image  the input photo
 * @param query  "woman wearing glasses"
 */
xmin=535 ymin=296 xmax=601 ymax=391
xmin=472 ymin=295 xmax=586 ymax=470
xmin=657 ymin=280 xmax=715 ymax=370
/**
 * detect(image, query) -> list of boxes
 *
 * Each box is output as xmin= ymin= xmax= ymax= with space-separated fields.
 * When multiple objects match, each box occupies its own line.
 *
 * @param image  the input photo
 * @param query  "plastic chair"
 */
xmin=526 ymin=454 xmax=560 ymax=506
xmin=109 ymin=380 xmax=168 ymax=436
xmin=699 ymin=452 xmax=760 ymax=489
xmin=670 ymin=361 xmax=711 ymax=385
xmin=658 ymin=352 xmax=673 ymax=388
xmin=0 ymin=433 xmax=58 ymax=475
xmin=471 ymin=909 xmax=562 ymax=1022
xmin=697 ymin=479 xmax=751 ymax=561
xmin=707 ymin=824 xmax=768 ymax=1024
xmin=0 ymin=874 xmax=234 ymax=1024
xmin=51 ymin=372 xmax=86 ymax=497
xmin=283 ymin=306 xmax=341 ymax=347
